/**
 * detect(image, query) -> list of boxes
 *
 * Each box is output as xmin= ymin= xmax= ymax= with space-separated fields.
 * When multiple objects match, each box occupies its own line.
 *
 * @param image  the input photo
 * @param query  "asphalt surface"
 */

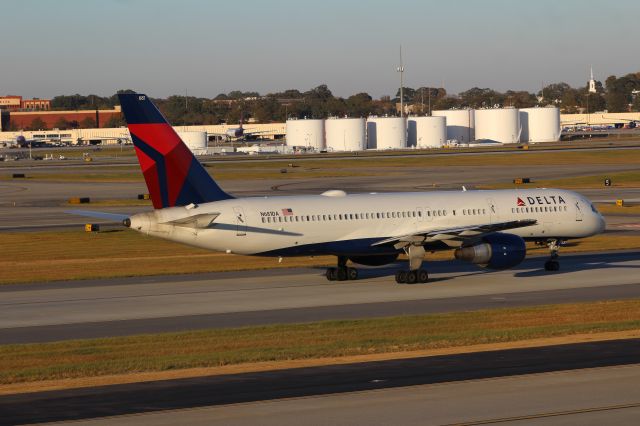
xmin=1 ymin=339 xmax=639 ymax=425
xmin=1 ymin=251 xmax=639 ymax=344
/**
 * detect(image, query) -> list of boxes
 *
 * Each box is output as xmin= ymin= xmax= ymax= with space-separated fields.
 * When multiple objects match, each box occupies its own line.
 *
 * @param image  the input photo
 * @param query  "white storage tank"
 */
xmin=407 ymin=116 xmax=446 ymax=148
xmin=474 ymin=108 xmax=521 ymax=144
xmin=176 ymin=130 xmax=207 ymax=154
xmin=519 ymin=107 xmax=561 ymax=143
xmin=325 ymin=118 xmax=366 ymax=151
xmin=366 ymin=117 xmax=406 ymax=150
xmin=285 ymin=119 xmax=325 ymax=151
xmin=432 ymin=109 xmax=475 ymax=143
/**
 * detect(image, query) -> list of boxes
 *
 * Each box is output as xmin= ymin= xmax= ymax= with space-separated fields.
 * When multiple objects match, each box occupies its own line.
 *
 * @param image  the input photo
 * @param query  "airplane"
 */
xmin=1 ymin=135 xmax=50 ymax=148
xmin=208 ymin=113 xmax=270 ymax=141
xmin=70 ymin=93 xmax=606 ymax=284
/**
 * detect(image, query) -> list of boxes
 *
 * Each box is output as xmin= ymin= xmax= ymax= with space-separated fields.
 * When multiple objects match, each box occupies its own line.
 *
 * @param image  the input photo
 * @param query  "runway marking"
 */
xmin=446 ymin=401 xmax=640 ymax=425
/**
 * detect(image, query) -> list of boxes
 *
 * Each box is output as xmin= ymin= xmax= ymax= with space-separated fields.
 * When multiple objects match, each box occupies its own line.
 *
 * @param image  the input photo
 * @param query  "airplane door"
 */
xmin=575 ymin=199 xmax=584 ymax=222
xmin=233 ymin=207 xmax=247 ymax=236
xmin=486 ymin=198 xmax=497 ymax=224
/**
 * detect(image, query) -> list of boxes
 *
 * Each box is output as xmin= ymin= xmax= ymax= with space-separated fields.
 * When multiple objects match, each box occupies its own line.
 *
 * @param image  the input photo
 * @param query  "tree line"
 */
xmin=14 ymin=71 xmax=640 ymax=130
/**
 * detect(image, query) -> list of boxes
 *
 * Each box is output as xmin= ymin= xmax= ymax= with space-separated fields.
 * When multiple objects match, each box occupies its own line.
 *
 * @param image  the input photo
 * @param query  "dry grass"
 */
xmin=64 ymin=198 xmax=153 ymax=207
xmin=0 ymin=230 xmax=332 ymax=284
xmin=6 ymin=148 xmax=640 ymax=183
xmin=595 ymin=202 xmax=640 ymax=215
xmin=480 ymin=170 xmax=640 ymax=190
xmin=1 ymin=300 xmax=639 ymax=385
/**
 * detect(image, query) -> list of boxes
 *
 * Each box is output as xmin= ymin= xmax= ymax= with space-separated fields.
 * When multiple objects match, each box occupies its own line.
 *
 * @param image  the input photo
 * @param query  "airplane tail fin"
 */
xmin=118 ymin=93 xmax=233 ymax=209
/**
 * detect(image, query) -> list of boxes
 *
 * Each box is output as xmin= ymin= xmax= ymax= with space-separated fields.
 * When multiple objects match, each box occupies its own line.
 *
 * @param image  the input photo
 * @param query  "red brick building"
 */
xmin=0 ymin=96 xmax=51 ymax=111
xmin=8 ymin=107 xmax=122 ymax=130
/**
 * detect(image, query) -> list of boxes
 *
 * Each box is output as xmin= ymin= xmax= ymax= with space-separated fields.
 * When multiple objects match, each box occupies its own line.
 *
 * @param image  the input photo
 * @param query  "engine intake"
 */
xmin=454 ymin=233 xmax=526 ymax=270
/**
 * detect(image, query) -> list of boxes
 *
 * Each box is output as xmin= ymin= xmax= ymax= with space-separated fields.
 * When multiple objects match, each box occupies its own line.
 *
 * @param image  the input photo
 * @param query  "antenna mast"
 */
xmin=397 ymin=46 xmax=404 ymax=117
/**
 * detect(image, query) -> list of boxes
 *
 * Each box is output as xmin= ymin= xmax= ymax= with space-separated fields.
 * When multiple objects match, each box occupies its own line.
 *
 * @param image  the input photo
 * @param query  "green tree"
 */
xmin=53 ymin=117 xmax=70 ymax=129
xmin=104 ymin=114 xmax=126 ymax=128
xmin=80 ymin=117 xmax=97 ymax=128
xmin=29 ymin=117 xmax=47 ymax=130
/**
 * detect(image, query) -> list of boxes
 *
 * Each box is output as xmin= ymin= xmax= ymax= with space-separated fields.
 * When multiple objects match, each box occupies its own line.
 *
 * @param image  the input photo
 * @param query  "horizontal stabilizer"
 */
xmin=66 ymin=210 xmax=129 ymax=223
xmin=161 ymin=213 xmax=220 ymax=228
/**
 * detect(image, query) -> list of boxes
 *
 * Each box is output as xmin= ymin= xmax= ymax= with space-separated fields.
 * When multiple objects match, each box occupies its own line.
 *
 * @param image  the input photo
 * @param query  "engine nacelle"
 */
xmin=349 ymin=254 xmax=399 ymax=266
xmin=454 ymin=233 xmax=526 ymax=270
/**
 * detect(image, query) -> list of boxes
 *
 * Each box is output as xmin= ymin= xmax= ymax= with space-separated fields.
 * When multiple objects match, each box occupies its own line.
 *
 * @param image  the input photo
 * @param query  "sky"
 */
xmin=3 ymin=0 xmax=639 ymax=99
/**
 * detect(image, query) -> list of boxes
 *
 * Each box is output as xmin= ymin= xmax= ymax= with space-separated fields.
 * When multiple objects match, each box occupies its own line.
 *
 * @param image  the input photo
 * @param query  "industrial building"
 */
xmin=285 ymin=118 xmax=325 ymax=151
xmin=407 ymin=116 xmax=446 ymax=148
xmin=366 ymin=117 xmax=406 ymax=149
xmin=325 ymin=118 xmax=366 ymax=152
xmin=520 ymin=107 xmax=561 ymax=143
xmin=432 ymin=109 xmax=475 ymax=143
xmin=474 ymin=107 xmax=521 ymax=144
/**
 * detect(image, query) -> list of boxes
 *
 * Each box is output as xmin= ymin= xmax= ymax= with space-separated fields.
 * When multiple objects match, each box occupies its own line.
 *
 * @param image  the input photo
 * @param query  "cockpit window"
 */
xmin=590 ymin=203 xmax=599 ymax=214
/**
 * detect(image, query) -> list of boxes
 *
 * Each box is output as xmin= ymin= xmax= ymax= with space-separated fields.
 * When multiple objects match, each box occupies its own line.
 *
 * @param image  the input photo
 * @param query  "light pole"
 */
xmin=397 ymin=46 xmax=404 ymax=117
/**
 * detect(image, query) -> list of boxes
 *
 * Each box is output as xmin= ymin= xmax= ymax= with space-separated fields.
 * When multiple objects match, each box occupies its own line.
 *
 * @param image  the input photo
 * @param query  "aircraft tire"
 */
xmin=395 ymin=270 xmax=407 ymax=284
xmin=347 ymin=267 xmax=358 ymax=280
xmin=544 ymin=260 xmax=560 ymax=271
xmin=337 ymin=267 xmax=348 ymax=281
xmin=406 ymin=270 xmax=418 ymax=284
xmin=417 ymin=269 xmax=429 ymax=283
xmin=326 ymin=268 xmax=337 ymax=281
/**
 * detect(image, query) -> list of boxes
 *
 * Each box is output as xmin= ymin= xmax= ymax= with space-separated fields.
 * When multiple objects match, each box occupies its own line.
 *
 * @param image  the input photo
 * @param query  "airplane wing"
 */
xmin=371 ymin=219 xmax=537 ymax=249
xmin=66 ymin=210 xmax=129 ymax=222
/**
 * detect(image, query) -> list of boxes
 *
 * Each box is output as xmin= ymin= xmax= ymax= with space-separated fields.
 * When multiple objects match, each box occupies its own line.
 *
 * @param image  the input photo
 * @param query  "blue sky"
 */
xmin=3 ymin=0 xmax=639 ymax=99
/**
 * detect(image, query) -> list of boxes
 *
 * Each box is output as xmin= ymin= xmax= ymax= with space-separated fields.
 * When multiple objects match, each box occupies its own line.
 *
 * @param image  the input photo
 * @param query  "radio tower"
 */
xmin=397 ymin=46 xmax=405 ymax=117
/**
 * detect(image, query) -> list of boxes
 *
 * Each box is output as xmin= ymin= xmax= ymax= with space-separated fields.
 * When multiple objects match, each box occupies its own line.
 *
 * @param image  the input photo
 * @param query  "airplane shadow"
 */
xmin=311 ymin=251 xmax=639 ymax=282
xmin=513 ymin=251 xmax=640 ymax=278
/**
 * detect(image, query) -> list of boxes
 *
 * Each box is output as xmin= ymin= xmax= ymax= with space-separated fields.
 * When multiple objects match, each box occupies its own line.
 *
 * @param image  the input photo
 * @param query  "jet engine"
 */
xmin=454 ymin=233 xmax=526 ymax=270
xmin=349 ymin=254 xmax=399 ymax=266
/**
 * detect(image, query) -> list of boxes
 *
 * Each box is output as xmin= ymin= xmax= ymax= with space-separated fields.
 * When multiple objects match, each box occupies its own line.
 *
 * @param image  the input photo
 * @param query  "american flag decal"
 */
xmin=282 ymin=208 xmax=293 ymax=216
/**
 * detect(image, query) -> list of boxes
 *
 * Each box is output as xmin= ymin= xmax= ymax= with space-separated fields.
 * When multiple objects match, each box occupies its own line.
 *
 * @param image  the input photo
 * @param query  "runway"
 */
xmin=2 ymin=339 xmax=639 ymax=425
xmin=1 ymin=251 xmax=639 ymax=344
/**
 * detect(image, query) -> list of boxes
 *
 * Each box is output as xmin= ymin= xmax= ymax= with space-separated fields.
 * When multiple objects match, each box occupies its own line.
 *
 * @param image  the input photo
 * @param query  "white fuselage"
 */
xmin=128 ymin=188 xmax=605 ymax=257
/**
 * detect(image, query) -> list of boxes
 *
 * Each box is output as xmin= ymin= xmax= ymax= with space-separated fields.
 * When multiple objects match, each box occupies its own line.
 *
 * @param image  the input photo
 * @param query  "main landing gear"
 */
xmin=326 ymin=256 xmax=358 ymax=281
xmin=544 ymin=239 xmax=561 ymax=271
xmin=395 ymin=245 xmax=429 ymax=284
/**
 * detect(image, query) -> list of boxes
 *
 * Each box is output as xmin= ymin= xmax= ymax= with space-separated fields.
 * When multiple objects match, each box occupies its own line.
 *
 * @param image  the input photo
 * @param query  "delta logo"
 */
xmin=517 ymin=195 xmax=566 ymax=206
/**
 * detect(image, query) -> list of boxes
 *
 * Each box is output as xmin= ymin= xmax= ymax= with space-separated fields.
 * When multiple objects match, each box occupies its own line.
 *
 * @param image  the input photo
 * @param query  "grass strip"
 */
xmin=1 ymin=230 xmax=639 ymax=285
xmin=481 ymin=171 xmax=640 ymax=190
xmin=5 ymin=148 xmax=640 ymax=183
xmin=1 ymin=299 xmax=640 ymax=385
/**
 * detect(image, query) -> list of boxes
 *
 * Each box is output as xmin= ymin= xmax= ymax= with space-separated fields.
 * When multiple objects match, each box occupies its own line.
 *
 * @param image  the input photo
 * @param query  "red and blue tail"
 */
xmin=119 ymin=93 xmax=233 ymax=209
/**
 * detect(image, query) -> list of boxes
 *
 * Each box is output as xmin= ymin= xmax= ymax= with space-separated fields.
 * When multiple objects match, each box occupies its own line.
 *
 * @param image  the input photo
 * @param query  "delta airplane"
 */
xmin=71 ymin=94 xmax=605 ymax=284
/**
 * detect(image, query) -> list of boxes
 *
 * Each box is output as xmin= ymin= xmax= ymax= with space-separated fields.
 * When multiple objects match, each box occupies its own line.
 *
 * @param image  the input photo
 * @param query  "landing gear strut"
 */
xmin=395 ymin=245 xmax=429 ymax=284
xmin=326 ymin=256 xmax=358 ymax=281
xmin=544 ymin=239 xmax=561 ymax=271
